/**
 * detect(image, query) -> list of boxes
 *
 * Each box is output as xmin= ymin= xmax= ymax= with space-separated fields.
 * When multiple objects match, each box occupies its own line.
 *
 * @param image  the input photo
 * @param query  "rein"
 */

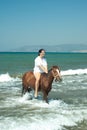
xmin=51 ymin=70 xmax=60 ymax=79
xmin=47 ymin=69 xmax=59 ymax=77
xmin=41 ymin=67 xmax=61 ymax=80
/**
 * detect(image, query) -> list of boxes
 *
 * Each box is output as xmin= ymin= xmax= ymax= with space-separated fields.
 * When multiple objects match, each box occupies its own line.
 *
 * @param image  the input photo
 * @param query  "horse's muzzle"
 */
xmin=55 ymin=77 xmax=62 ymax=82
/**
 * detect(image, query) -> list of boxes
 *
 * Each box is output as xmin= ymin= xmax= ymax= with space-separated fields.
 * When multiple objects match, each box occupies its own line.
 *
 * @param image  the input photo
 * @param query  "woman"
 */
xmin=33 ymin=49 xmax=48 ymax=98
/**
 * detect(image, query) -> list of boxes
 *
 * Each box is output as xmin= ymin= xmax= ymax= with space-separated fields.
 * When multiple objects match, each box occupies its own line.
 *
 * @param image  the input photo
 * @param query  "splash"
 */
xmin=0 ymin=73 xmax=20 ymax=82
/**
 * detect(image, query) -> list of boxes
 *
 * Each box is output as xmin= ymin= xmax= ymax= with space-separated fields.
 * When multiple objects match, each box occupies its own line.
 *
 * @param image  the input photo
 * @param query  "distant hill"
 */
xmin=10 ymin=44 xmax=87 ymax=52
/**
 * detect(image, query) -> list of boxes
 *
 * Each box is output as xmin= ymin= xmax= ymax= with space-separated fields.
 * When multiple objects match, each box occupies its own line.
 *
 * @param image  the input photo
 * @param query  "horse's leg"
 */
xmin=43 ymin=91 xmax=48 ymax=103
xmin=28 ymin=87 xmax=32 ymax=93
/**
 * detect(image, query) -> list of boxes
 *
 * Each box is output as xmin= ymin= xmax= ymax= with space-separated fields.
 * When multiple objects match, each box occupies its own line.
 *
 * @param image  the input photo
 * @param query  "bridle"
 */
xmin=52 ymin=69 xmax=60 ymax=79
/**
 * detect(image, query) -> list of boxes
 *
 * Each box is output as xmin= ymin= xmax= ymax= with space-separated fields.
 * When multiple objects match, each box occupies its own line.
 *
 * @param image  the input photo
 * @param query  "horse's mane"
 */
xmin=41 ymin=68 xmax=52 ymax=77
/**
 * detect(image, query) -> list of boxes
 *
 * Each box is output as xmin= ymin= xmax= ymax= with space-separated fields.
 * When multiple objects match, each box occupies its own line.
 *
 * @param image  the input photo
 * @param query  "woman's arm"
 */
xmin=39 ymin=65 xmax=48 ymax=73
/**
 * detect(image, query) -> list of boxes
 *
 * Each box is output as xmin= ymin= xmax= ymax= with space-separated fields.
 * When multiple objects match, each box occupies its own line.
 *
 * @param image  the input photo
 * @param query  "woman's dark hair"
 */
xmin=38 ymin=49 xmax=45 ymax=56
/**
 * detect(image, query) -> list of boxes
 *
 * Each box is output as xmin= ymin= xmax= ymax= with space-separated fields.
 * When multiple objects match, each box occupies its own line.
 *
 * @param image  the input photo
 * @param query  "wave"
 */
xmin=61 ymin=68 xmax=87 ymax=76
xmin=0 ymin=73 xmax=20 ymax=82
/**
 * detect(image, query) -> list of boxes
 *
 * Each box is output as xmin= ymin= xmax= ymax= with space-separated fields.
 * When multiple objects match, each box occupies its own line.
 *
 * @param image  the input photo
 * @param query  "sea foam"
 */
xmin=61 ymin=68 xmax=87 ymax=76
xmin=0 ymin=73 xmax=20 ymax=82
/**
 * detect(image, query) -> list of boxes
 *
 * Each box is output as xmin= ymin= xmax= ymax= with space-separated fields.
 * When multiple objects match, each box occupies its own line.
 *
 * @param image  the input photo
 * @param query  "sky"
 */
xmin=0 ymin=0 xmax=87 ymax=51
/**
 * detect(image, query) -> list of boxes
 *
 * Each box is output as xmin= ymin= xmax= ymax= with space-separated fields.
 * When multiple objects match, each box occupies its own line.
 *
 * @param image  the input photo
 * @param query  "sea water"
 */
xmin=0 ymin=52 xmax=87 ymax=130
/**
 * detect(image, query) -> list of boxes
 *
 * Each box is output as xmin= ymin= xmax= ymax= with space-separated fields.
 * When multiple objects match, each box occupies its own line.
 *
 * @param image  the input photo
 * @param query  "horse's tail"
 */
xmin=22 ymin=73 xmax=27 ymax=96
xmin=22 ymin=82 xmax=32 ymax=96
xmin=21 ymin=83 xmax=25 ymax=96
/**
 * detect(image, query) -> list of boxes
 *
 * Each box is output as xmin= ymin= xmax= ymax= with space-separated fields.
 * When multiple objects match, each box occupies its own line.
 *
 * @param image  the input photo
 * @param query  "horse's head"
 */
xmin=51 ymin=66 xmax=62 ymax=82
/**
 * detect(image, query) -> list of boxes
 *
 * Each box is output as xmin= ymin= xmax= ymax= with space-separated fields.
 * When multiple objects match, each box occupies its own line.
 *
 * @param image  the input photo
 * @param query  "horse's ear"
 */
xmin=52 ymin=65 xmax=61 ymax=72
xmin=51 ymin=66 xmax=57 ymax=69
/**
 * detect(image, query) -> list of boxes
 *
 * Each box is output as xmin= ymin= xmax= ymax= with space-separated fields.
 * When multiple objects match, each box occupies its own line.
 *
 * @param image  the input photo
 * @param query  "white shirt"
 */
xmin=34 ymin=56 xmax=47 ymax=73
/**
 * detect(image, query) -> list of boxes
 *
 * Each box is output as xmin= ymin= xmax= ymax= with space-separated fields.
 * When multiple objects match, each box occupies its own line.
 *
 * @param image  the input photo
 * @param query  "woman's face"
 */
xmin=40 ymin=50 xmax=45 ymax=57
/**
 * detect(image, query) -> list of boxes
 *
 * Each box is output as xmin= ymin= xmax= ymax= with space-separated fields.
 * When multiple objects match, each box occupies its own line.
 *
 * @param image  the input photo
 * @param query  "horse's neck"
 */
xmin=47 ymin=70 xmax=54 ymax=83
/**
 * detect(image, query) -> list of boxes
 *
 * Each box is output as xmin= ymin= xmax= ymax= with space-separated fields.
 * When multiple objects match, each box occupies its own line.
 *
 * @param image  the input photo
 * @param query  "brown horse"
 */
xmin=22 ymin=66 xmax=62 ymax=103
